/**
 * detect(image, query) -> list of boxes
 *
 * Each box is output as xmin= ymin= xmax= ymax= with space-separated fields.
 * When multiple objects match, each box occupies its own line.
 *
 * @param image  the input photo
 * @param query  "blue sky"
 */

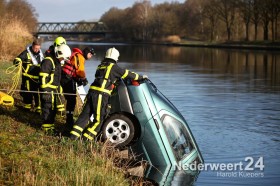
xmin=26 ymin=0 xmax=185 ymax=22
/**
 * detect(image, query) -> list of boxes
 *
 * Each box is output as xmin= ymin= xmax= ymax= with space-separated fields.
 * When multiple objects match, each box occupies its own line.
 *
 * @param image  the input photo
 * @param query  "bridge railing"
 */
xmin=37 ymin=22 xmax=109 ymax=35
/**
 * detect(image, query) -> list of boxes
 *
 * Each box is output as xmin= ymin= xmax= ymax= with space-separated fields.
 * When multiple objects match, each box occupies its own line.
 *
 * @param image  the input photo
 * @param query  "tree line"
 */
xmin=100 ymin=0 xmax=280 ymax=42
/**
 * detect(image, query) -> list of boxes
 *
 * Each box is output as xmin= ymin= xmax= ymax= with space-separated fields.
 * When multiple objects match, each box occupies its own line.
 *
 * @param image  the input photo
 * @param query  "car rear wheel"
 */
xmin=102 ymin=114 xmax=135 ymax=147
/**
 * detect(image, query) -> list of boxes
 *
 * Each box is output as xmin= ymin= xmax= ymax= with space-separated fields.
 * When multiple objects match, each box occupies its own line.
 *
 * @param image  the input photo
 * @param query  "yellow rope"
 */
xmin=5 ymin=61 xmax=22 ymax=96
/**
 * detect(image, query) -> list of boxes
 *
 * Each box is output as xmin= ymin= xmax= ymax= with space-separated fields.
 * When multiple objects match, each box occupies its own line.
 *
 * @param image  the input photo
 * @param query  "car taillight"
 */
xmin=131 ymin=80 xmax=140 ymax=86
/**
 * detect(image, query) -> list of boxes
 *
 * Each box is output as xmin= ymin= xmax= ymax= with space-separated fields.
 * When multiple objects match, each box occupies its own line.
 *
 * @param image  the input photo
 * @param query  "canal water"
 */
xmin=43 ymin=41 xmax=280 ymax=186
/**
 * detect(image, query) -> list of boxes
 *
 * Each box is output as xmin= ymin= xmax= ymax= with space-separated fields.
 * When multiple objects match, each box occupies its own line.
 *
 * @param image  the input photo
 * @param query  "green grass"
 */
xmin=0 ymin=61 xmax=149 ymax=186
xmin=0 ymin=112 xmax=129 ymax=185
xmin=0 ymin=61 xmax=15 ymax=87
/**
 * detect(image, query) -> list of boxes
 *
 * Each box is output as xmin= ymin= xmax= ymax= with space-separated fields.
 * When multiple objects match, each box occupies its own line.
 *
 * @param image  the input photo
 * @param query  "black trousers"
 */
xmin=70 ymin=91 xmax=109 ymax=140
xmin=20 ymin=76 xmax=40 ymax=110
xmin=61 ymin=75 xmax=77 ymax=130
xmin=40 ymin=90 xmax=58 ymax=132
xmin=61 ymin=76 xmax=77 ymax=113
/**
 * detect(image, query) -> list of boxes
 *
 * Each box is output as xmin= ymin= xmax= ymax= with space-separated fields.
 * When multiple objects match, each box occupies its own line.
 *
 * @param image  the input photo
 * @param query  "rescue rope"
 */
xmin=0 ymin=88 xmax=86 ymax=96
xmin=5 ymin=62 xmax=22 ymax=96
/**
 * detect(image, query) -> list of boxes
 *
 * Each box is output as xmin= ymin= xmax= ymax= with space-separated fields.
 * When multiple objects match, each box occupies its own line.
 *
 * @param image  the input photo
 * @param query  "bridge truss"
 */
xmin=36 ymin=22 xmax=109 ymax=35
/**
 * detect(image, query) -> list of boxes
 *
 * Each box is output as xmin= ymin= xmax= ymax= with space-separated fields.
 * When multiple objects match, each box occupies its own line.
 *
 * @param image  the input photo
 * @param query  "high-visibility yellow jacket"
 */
xmin=13 ymin=46 xmax=44 ymax=80
xmin=90 ymin=59 xmax=144 ymax=95
xmin=39 ymin=53 xmax=62 ymax=91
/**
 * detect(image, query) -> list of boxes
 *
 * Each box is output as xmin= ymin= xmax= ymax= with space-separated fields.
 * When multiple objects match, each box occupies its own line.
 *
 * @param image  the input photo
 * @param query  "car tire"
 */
xmin=102 ymin=113 xmax=136 ymax=147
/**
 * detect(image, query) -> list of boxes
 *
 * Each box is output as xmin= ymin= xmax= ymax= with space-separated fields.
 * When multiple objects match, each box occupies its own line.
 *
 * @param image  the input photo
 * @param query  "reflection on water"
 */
xmin=42 ymin=42 xmax=280 ymax=185
xmin=146 ymin=165 xmax=200 ymax=186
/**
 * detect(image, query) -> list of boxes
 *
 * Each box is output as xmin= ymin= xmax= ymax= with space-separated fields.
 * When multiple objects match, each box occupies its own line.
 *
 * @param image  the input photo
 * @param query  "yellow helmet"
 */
xmin=54 ymin=36 xmax=66 ymax=47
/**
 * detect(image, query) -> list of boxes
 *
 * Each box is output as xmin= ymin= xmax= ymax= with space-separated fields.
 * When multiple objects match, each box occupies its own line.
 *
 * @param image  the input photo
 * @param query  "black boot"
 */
xmin=66 ymin=114 xmax=74 ymax=129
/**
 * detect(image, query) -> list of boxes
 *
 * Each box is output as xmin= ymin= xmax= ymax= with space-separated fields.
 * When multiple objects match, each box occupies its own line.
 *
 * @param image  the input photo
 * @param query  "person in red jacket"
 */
xmin=61 ymin=47 xmax=95 ymax=133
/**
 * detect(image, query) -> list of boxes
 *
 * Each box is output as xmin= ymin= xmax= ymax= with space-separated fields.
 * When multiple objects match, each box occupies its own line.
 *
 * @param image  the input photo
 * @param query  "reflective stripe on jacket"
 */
xmin=39 ymin=56 xmax=62 ymax=90
xmin=13 ymin=47 xmax=42 ymax=79
xmin=90 ymin=60 xmax=143 ymax=95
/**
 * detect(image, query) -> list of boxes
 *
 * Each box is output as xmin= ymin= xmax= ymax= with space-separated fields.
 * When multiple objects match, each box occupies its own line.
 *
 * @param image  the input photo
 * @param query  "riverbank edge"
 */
xmin=94 ymin=39 xmax=280 ymax=51
xmin=164 ymin=41 xmax=280 ymax=51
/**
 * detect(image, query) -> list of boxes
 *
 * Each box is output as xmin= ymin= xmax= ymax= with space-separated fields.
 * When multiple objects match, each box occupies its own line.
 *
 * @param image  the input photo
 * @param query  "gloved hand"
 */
xmin=143 ymin=75 xmax=148 ymax=79
xmin=42 ymin=91 xmax=52 ymax=101
xmin=77 ymin=78 xmax=88 ymax=86
xmin=82 ymin=78 xmax=88 ymax=86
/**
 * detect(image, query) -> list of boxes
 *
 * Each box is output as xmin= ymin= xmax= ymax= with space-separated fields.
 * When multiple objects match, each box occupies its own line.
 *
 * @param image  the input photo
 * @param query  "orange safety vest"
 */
xmin=62 ymin=48 xmax=86 ymax=79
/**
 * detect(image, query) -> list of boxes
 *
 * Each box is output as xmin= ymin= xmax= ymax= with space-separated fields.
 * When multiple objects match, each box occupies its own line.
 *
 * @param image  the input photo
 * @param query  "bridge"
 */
xmin=36 ymin=22 xmax=110 ymax=36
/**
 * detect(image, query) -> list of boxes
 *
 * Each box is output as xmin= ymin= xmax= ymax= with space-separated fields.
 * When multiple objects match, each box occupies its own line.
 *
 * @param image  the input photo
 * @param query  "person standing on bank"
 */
xmin=13 ymin=39 xmax=44 ymax=113
xmin=70 ymin=47 xmax=148 ymax=141
xmin=45 ymin=36 xmax=67 ymax=114
xmin=39 ymin=44 xmax=71 ymax=134
xmin=61 ymin=47 xmax=95 ymax=133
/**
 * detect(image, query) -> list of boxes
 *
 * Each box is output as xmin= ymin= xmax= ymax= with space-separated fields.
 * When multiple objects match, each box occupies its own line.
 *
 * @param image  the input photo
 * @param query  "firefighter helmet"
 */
xmin=105 ymin=47 xmax=119 ymax=62
xmin=55 ymin=44 xmax=71 ymax=60
xmin=54 ymin=36 xmax=66 ymax=47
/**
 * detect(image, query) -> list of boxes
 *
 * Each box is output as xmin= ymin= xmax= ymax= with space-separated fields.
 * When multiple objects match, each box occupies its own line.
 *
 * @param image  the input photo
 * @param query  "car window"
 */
xmin=162 ymin=115 xmax=193 ymax=161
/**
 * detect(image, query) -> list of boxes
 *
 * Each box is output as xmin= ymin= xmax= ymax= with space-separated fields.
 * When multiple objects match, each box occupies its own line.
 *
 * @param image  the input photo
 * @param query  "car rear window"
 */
xmin=162 ymin=115 xmax=194 ymax=161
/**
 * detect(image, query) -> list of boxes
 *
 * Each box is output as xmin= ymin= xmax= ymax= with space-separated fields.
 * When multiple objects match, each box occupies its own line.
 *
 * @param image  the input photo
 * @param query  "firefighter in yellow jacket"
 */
xmin=70 ymin=47 xmax=148 ymax=140
xmin=45 ymin=36 xmax=67 ymax=115
xmin=61 ymin=47 xmax=95 ymax=132
xmin=39 ymin=44 xmax=71 ymax=134
xmin=13 ymin=39 xmax=44 ymax=113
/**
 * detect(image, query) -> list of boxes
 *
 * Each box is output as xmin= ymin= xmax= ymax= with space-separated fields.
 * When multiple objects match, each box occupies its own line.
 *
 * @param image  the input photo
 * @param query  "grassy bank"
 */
xmin=0 ymin=61 xmax=145 ymax=186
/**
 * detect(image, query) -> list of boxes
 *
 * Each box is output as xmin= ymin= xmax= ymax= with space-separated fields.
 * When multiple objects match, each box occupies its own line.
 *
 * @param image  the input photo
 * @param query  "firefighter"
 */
xmin=70 ymin=47 xmax=148 ymax=141
xmin=39 ymin=44 xmax=71 ymax=134
xmin=13 ymin=39 xmax=44 ymax=113
xmin=45 ymin=36 xmax=67 ymax=115
xmin=61 ymin=47 xmax=95 ymax=133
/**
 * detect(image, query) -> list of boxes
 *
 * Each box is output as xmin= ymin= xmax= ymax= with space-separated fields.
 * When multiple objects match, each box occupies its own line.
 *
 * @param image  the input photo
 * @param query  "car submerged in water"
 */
xmin=100 ymin=79 xmax=204 ymax=185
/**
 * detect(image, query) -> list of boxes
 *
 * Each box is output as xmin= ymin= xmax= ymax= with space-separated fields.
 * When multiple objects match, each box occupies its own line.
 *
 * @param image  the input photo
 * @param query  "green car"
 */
xmin=101 ymin=79 xmax=204 ymax=185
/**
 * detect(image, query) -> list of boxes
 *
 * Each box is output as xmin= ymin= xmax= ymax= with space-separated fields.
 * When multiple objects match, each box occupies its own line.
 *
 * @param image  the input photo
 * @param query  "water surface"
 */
xmin=42 ymin=42 xmax=280 ymax=185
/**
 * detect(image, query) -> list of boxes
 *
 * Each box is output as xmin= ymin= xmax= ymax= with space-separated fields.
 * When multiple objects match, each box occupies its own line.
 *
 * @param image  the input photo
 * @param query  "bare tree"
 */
xmin=202 ymin=0 xmax=219 ymax=41
xmin=150 ymin=6 xmax=165 ymax=37
xmin=181 ymin=0 xmax=205 ymax=39
xmin=259 ymin=0 xmax=270 ymax=40
xmin=213 ymin=0 xmax=237 ymax=41
xmin=274 ymin=1 xmax=280 ymax=40
xmin=133 ymin=1 xmax=152 ymax=40
xmin=238 ymin=0 xmax=253 ymax=41
xmin=250 ymin=0 xmax=261 ymax=40
xmin=155 ymin=2 xmax=181 ymax=36
xmin=268 ymin=0 xmax=280 ymax=40
xmin=101 ymin=7 xmax=121 ymax=32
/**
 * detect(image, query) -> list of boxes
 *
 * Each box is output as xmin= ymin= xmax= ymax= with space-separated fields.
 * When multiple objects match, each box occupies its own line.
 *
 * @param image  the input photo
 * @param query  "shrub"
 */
xmin=0 ymin=15 xmax=33 ymax=61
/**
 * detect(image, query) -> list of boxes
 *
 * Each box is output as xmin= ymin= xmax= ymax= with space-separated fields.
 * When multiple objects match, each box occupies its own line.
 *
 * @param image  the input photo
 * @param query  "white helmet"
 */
xmin=105 ymin=47 xmax=119 ymax=62
xmin=55 ymin=44 xmax=71 ymax=60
